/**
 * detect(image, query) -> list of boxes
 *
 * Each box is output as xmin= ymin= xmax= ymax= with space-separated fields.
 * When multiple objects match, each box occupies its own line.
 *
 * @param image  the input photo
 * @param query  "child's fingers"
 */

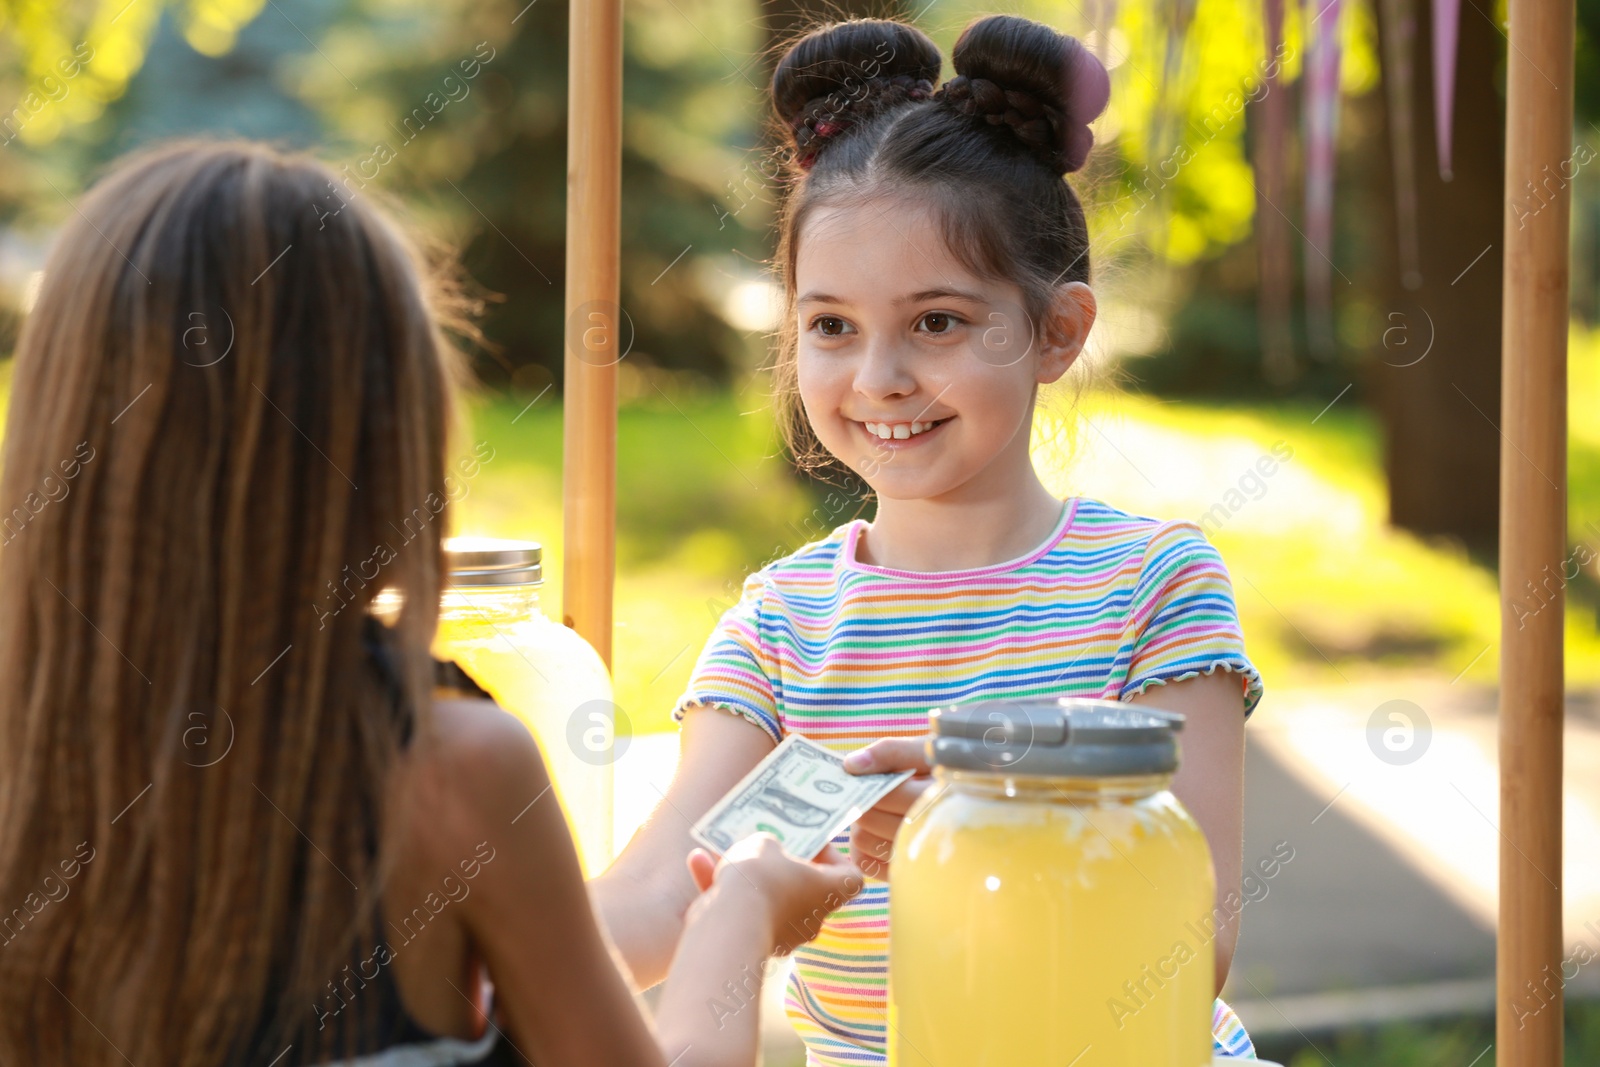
xmin=809 ymin=842 xmax=853 ymax=866
xmin=855 ymin=852 xmax=889 ymax=880
xmin=686 ymin=846 xmax=718 ymax=892
xmin=851 ymin=824 xmax=894 ymax=860
xmin=849 ymin=824 xmax=895 ymax=883
xmin=853 ymin=809 xmax=903 ymax=842
xmin=854 ymin=807 xmax=906 ymax=840
xmin=842 ymin=736 xmax=931 ymax=775
xmin=856 ymin=775 xmax=934 ymax=818
xmin=807 ymin=845 xmax=867 ymax=900
xmin=816 ymin=844 xmax=866 ymax=886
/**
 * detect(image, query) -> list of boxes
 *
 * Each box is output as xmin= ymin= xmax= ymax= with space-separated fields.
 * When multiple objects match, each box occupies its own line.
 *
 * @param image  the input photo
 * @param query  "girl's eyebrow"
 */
xmin=797 ymin=287 xmax=986 ymax=307
xmin=896 ymin=287 xmax=986 ymax=306
xmin=798 ymin=291 xmax=847 ymax=306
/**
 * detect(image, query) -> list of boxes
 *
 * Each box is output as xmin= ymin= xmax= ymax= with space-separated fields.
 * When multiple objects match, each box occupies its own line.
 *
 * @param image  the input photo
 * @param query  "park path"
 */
xmin=612 ymin=676 xmax=1600 ymax=1054
xmin=1227 ymin=676 xmax=1600 ymax=1037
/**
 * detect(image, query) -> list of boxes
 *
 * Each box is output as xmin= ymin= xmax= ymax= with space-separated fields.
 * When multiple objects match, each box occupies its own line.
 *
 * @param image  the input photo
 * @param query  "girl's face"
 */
xmin=794 ymin=196 xmax=1094 ymax=503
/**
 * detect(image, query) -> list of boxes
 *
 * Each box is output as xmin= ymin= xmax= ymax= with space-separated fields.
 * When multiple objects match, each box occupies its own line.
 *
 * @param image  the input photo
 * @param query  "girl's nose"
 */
xmin=853 ymin=339 xmax=917 ymax=400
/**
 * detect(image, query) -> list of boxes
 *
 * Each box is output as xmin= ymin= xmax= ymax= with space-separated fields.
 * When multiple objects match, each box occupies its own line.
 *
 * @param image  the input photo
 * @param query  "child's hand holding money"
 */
xmin=652 ymin=736 xmax=925 ymax=1060
xmin=842 ymin=736 xmax=935 ymax=880
xmin=656 ymin=836 xmax=863 ymax=1063
xmin=686 ymin=834 xmax=864 ymax=955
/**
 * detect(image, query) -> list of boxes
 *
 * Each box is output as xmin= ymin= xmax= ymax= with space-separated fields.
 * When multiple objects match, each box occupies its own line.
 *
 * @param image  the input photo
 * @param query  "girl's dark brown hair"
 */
xmin=768 ymin=15 xmax=1110 ymax=475
xmin=0 ymin=141 xmax=470 ymax=1065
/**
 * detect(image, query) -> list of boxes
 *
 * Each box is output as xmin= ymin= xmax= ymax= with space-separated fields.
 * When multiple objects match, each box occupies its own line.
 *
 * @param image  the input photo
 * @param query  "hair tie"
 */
xmin=792 ymin=75 xmax=936 ymax=171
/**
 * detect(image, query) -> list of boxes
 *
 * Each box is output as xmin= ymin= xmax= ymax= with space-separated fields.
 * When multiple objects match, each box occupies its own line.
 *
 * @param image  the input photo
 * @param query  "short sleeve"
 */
xmin=1117 ymin=521 xmax=1263 ymax=717
xmin=670 ymin=571 xmax=784 ymax=743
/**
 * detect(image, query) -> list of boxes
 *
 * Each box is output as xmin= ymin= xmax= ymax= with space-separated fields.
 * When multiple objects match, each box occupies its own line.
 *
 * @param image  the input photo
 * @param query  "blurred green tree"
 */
xmin=0 ymin=0 xmax=268 ymax=150
xmin=273 ymin=0 xmax=761 ymax=390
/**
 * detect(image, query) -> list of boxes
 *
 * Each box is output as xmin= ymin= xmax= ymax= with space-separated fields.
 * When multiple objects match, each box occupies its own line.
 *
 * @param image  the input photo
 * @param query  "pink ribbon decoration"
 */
xmin=1087 ymin=0 xmax=1118 ymax=65
xmin=1432 ymin=0 xmax=1459 ymax=179
xmin=1303 ymin=0 xmax=1344 ymax=357
xmin=1062 ymin=40 xmax=1113 ymax=173
xmin=1256 ymin=0 xmax=1296 ymax=380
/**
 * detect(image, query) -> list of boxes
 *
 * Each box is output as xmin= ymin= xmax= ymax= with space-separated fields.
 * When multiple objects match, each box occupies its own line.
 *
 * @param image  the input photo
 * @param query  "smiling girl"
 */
xmin=592 ymin=15 xmax=1264 ymax=1064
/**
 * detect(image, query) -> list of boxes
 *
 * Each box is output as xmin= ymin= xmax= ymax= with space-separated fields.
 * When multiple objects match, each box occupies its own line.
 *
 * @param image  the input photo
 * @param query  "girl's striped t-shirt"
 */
xmin=672 ymin=495 xmax=1264 ymax=1065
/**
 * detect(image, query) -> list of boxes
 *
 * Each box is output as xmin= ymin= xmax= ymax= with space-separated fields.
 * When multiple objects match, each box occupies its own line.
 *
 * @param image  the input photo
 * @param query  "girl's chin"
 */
xmin=839 ymin=468 xmax=959 ymax=502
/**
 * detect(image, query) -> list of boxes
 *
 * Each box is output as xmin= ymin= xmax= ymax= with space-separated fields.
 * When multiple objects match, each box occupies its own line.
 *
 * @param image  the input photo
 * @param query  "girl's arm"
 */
xmin=589 ymin=705 xmax=776 ymax=988
xmin=1127 ymin=669 xmax=1246 ymax=995
xmin=411 ymin=701 xmax=853 ymax=1067
xmin=405 ymin=702 xmax=665 ymax=1065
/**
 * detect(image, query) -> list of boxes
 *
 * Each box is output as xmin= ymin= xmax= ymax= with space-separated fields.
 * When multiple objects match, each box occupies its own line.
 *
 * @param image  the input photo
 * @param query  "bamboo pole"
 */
xmin=1498 ymin=0 xmax=1572 ymax=1060
xmin=562 ymin=0 xmax=622 ymax=668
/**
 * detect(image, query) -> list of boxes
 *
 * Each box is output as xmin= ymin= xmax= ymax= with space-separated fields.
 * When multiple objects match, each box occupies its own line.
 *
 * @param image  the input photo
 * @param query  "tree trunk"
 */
xmin=1370 ymin=0 xmax=1505 ymax=552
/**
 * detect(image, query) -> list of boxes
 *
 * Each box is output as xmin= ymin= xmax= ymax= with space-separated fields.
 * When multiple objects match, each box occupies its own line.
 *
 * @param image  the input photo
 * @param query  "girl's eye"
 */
xmin=918 ymin=311 xmax=960 ymax=335
xmin=810 ymin=315 xmax=852 ymax=337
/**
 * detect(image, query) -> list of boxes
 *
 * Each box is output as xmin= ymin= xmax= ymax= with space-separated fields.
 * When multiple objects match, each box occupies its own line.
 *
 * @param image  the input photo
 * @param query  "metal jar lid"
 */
xmin=928 ymin=698 xmax=1185 ymax=777
xmin=443 ymin=537 xmax=542 ymax=587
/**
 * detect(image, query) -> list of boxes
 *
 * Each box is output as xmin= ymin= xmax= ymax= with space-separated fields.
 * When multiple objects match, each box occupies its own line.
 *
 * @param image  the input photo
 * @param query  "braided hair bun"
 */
xmin=939 ymin=15 xmax=1110 ymax=174
xmin=771 ymin=19 xmax=942 ymax=170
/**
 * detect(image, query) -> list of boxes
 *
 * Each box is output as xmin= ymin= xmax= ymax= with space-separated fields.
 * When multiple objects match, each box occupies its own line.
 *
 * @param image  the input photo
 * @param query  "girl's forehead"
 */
xmin=797 ymin=200 xmax=988 ymax=296
xmin=803 ymin=197 xmax=940 ymax=247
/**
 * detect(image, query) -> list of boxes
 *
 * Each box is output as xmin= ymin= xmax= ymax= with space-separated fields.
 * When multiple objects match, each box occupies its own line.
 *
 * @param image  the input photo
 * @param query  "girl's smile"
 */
xmin=853 ymin=415 xmax=954 ymax=446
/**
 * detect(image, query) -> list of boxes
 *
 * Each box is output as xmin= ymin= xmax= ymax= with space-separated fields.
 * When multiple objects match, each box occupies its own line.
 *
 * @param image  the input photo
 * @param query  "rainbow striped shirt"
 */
xmin=673 ymin=496 xmax=1264 ymax=1064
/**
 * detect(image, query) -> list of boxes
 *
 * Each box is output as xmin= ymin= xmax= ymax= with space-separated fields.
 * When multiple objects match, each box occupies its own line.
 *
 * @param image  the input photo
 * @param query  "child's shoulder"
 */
xmin=1066 ymin=496 xmax=1211 ymax=547
xmin=740 ymin=520 xmax=859 ymax=587
xmin=1063 ymin=496 xmax=1219 ymax=571
xmin=1065 ymin=499 xmax=1236 ymax=619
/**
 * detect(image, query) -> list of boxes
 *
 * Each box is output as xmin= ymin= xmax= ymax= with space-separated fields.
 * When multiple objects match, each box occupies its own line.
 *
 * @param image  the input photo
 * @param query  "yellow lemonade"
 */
xmin=433 ymin=540 xmax=615 ymax=876
xmin=888 ymin=702 xmax=1216 ymax=1067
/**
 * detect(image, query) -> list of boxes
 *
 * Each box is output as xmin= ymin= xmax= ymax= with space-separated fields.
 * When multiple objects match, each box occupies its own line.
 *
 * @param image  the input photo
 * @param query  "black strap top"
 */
xmin=246 ymin=618 xmax=515 ymax=1066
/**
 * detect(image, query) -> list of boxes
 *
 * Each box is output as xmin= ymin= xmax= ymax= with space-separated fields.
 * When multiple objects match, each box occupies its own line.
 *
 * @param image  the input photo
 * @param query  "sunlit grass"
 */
xmin=1260 ymin=998 xmax=1600 ymax=1066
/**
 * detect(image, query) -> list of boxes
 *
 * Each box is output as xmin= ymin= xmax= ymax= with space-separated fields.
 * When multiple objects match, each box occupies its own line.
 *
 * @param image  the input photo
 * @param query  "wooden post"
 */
xmin=1498 ymin=0 xmax=1571 ymax=1061
xmin=562 ymin=0 xmax=622 ymax=668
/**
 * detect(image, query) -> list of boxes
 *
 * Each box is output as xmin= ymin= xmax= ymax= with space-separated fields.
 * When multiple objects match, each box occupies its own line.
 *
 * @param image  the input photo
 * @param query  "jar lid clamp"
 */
xmin=927 ymin=699 xmax=1185 ymax=777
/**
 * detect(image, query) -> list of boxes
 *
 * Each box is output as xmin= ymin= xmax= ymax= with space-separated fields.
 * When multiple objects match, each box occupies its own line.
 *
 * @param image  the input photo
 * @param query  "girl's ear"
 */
xmin=1036 ymin=281 xmax=1097 ymax=384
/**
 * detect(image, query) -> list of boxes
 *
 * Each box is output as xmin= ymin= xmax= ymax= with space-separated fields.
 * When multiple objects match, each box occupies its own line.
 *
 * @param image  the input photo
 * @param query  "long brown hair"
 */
xmin=0 ymin=141 xmax=471 ymax=1064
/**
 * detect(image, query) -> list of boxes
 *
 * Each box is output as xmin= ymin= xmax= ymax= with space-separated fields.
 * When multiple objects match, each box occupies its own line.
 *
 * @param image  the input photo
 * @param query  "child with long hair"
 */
xmin=0 ymin=141 xmax=861 ymax=1067
xmin=592 ymin=14 xmax=1263 ymax=1063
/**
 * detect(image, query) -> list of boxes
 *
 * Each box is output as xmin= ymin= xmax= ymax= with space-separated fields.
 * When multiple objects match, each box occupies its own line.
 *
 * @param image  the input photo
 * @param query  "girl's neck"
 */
xmin=855 ymin=477 xmax=1069 ymax=573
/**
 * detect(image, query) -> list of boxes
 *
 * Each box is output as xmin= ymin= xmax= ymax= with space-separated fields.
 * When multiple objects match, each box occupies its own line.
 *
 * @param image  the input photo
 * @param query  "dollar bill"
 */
xmin=691 ymin=733 xmax=915 ymax=859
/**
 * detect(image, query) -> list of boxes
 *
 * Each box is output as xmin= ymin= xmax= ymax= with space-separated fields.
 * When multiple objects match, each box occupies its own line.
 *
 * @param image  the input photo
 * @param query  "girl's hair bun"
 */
xmin=772 ymin=18 xmax=943 ymax=169
xmin=941 ymin=14 xmax=1110 ymax=174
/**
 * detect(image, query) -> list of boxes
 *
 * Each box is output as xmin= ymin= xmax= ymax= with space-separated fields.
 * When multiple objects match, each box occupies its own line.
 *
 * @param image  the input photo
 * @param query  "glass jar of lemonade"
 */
xmin=888 ymin=699 xmax=1216 ymax=1067
xmin=433 ymin=537 xmax=615 ymax=876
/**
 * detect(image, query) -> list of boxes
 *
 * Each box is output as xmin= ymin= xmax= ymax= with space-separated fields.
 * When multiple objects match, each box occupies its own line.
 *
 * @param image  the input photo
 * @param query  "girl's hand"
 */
xmin=841 ymin=737 xmax=934 ymax=881
xmin=686 ymin=835 xmax=864 ymax=955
